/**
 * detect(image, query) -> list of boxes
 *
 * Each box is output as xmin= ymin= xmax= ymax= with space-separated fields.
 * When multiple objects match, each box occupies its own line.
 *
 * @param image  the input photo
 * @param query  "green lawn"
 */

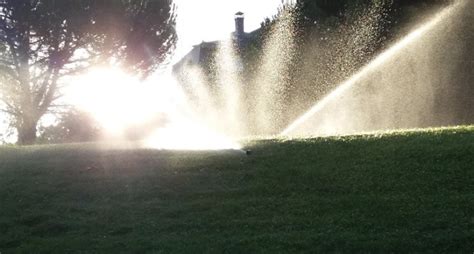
xmin=1 ymin=126 xmax=473 ymax=253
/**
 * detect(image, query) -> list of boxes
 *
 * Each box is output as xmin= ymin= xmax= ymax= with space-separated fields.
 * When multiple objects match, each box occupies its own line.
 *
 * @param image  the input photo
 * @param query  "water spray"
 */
xmin=280 ymin=3 xmax=459 ymax=136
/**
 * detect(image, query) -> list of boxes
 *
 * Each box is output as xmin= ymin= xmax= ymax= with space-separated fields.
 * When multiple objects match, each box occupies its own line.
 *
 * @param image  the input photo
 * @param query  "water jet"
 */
xmin=170 ymin=1 xmax=472 ymax=143
xmin=281 ymin=1 xmax=469 ymax=136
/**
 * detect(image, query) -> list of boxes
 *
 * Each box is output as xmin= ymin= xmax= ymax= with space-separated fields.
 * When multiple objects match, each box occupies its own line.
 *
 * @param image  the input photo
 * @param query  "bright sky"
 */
xmin=172 ymin=0 xmax=284 ymax=62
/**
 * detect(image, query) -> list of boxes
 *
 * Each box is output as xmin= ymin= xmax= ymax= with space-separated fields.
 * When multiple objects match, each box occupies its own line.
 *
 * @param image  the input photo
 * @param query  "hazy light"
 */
xmin=65 ymin=68 xmax=160 ymax=135
xmin=143 ymin=117 xmax=241 ymax=150
xmin=63 ymin=68 xmax=241 ymax=150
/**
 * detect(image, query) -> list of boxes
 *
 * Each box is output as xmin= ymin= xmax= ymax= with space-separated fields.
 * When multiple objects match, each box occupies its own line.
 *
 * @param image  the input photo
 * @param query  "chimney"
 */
xmin=234 ymin=11 xmax=245 ymax=36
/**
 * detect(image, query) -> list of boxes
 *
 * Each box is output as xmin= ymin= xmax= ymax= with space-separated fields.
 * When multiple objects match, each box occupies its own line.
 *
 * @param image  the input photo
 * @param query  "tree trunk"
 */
xmin=17 ymin=117 xmax=38 ymax=145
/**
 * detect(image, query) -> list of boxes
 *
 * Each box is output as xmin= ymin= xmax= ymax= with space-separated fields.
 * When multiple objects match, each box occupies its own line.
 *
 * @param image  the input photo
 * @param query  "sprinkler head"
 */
xmin=245 ymin=150 xmax=252 ymax=156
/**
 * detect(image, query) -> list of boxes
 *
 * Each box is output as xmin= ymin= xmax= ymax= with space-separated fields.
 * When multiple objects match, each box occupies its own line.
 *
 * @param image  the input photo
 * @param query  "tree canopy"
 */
xmin=0 ymin=0 xmax=177 ymax=144
xmin=37 ymin=108 xmax=101 ymax=144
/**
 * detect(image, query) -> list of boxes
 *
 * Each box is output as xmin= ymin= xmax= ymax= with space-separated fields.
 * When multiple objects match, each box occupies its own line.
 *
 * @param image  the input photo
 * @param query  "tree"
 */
xmin=38 ymin=108 xmax=102 ymax=144
xmin=0 ymin=0 xmax=177 ymax=145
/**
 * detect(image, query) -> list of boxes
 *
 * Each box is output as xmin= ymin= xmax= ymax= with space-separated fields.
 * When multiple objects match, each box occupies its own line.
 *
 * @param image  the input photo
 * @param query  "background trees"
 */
xmin=37 ymin=108 xmax=101 ymax=144
xmin=0 ymin=0 xmax=177 ymax=145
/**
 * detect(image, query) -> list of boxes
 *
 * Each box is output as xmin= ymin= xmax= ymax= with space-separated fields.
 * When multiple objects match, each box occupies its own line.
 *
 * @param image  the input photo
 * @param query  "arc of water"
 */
xmin=280 ymin=3 xmax=459 ymax=136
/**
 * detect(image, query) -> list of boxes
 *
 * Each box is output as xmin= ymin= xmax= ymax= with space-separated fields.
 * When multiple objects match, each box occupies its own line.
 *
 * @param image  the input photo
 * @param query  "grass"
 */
xmin=0 ymin=126 xmax=473 ymax=253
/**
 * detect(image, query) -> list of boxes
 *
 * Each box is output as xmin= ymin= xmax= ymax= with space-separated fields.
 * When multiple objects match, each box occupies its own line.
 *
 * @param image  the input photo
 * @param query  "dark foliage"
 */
xmin=38 ymin=109 xmax=101 ymax=144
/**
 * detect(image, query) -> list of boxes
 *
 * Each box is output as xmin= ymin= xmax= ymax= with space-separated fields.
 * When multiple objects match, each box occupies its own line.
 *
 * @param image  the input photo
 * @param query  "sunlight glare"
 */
xmin=64 ymin=67 xmax=241 ymax=150
xmin=143 ymin=117 xmax=242 ymax=150
xmin=65 ymin=68 xmax=169 ymax=135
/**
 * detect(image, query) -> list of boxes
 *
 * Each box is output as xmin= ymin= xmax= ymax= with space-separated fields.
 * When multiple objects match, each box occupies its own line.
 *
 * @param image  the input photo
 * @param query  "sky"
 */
xmin=172 ymin=0 xmax=284 ymax=62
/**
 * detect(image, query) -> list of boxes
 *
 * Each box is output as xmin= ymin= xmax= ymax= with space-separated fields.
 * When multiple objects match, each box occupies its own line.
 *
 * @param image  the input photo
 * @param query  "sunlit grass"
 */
xmin=278 ymin=125 xmax=474 ymax=141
